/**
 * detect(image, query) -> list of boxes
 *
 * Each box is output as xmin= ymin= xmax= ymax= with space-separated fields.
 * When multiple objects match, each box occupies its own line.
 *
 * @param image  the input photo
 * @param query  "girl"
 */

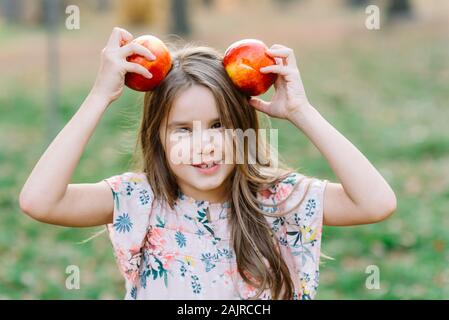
xmin=19 ymin=27 xmax=397 ymax=300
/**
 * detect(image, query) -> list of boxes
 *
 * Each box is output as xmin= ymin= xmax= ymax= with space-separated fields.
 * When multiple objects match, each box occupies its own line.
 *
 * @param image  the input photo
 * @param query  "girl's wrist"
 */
xmin=287 ymin=103 xmax=317 ymax=128
xmin=85 ymin=90 xmax=112 ymax=113
xmin=87 ymin=89 xmax=113 ymax=108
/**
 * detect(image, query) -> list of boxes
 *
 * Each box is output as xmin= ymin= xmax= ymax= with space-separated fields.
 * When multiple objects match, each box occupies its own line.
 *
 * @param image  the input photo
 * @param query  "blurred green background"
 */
xmin=1 ymin=0 xmax=448 ymax=299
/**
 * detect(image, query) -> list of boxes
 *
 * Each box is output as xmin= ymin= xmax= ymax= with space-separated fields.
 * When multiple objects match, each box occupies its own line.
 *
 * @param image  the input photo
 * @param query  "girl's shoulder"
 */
xmin=103 ymin=171 xmax=154 ymax=213
xmin=104 ymin=171 xmax=147 ymax=186
xmin=258 ymin=171 xmax=328 ymax=222
xmin=103 ymin=171 xmax=152 ymax=195
xmin=259 ymin=171 xmax=328 ymax=204
xmin=103 ymin=171 xmax=154 ymax=285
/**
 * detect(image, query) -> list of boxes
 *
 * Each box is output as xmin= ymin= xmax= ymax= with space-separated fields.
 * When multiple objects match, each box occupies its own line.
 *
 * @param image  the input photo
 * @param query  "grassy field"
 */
xmin=1 ymin=2 xmax=448 ymax=299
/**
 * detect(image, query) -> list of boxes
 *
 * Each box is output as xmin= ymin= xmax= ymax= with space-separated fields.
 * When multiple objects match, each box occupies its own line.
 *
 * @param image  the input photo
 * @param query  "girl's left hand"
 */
xmin=248 ymin=44 xmax=311 ymax=121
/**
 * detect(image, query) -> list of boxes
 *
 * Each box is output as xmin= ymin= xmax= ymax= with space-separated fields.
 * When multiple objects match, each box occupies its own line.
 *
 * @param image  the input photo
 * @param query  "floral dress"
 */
xmin=103 ymin=171 xmax=328 ymax=300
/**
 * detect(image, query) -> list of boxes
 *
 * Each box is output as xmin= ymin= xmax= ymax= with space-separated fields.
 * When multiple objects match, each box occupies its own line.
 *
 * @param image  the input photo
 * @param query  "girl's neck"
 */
xmin=178 ymin=182 xmax=230 ymax=204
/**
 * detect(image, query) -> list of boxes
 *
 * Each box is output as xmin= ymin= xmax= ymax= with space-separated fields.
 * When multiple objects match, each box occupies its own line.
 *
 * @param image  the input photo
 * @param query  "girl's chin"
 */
xmin=191 ymin=164 xmax=235 ymax=183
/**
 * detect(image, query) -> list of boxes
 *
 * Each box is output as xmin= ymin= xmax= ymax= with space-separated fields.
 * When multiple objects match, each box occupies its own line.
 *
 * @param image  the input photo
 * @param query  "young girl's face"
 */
xmin=160 ymin=85 xmax=235 ymax=202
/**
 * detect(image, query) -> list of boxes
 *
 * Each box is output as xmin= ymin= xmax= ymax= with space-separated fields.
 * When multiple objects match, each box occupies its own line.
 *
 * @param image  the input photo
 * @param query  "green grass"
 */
xmin=1 ymin=22 xmax=448 ymax=299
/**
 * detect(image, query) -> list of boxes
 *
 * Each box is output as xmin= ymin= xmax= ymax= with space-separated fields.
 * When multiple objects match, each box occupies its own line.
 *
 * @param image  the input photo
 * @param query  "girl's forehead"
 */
xmin=169 ymin=85 xmax=220 ymax=122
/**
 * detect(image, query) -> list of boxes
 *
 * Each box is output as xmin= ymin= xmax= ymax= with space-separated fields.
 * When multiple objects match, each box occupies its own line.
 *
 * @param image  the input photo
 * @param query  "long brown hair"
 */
xmin=131 ymin=42 xmax=312 ymax=299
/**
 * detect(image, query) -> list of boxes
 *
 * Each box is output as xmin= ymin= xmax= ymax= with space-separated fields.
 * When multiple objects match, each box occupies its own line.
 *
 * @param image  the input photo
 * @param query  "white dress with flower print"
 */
xmin=103 ymin=171 xmax=328 ymax=300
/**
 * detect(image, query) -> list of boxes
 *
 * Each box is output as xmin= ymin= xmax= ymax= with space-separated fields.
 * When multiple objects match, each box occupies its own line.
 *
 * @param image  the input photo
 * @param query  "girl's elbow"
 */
xmin=19 ymin=193 xmax=50 ymax=222
xmin=370 ymin=193 xmax=397 ymax=223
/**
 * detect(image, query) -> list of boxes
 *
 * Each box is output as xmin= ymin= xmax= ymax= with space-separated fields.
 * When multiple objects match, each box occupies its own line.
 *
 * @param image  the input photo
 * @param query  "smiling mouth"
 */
xmin=192 ymin=162 xmax=218 ymax=169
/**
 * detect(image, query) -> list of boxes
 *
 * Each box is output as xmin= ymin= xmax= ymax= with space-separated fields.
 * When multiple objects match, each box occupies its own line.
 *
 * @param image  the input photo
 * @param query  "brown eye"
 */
xmin=211 ymin=121 xmax=222 ymax=129
xmin=176 ymin=127 xmax=191 ymax=133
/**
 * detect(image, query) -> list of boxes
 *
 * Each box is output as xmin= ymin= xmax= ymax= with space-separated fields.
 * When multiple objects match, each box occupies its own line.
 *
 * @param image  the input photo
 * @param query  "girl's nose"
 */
xmin=200 ymin=129 xmax=215 ymax=156
xmin=191 ymin=123 xmax=224 ymax=163
xmin=202 ymin=141 xmax=214 ymax=158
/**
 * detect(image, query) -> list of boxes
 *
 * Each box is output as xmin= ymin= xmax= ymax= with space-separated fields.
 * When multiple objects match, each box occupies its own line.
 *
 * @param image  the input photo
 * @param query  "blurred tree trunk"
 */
xmin=272 ymin=0 xmax=297 ymax=8
xmin=346 ymin=0 xmax=369 ymax=7
xmin=202 ymin=0 xmax=214 ymax=9
xmin=44 ymin=0 xmax=61 ymax=141
xmin=117 ymin=0 xmax=156 ymax=26
xmin=171 ymin=0 xmax=190 ymax=36
xmin=2 ymin=0 xmax=22 ymax=24
xmin=387 ymin=0 xmax=412 ymax=19
xmin=97 ymin=0 xmax=111 ymax=11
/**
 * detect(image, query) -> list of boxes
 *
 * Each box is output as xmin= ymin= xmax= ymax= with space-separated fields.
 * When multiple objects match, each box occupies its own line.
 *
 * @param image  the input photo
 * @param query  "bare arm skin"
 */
xmin=250 ymin=45 xmax=397 ymax=226
xmin=19 ymin=27 xmax=155 ymax=227
xmin=289 ymin=105 xmax=397 ymax=226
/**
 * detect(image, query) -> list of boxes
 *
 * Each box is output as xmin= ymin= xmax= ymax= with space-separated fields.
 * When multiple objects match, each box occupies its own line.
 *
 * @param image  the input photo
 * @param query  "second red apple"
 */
xmin=223 ymin=39 xmax=277 ymax=96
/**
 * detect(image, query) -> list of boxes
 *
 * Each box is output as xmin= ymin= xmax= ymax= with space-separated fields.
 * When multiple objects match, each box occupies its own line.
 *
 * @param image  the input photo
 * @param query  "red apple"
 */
xmin=223 ymin=39 xmax=277 ymax=96
xmin=125 ymin=35 xmax=172 ymax=92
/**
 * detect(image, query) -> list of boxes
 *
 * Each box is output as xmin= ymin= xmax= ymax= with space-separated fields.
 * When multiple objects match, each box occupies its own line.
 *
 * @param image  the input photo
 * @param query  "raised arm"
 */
xmin=290 ymin=105 xmax=397 ymax=226
xmin=19 ymin=93 xmax=114 ymax=227
xmin=19 ymin=27 xmax=155 ymax=227
xmin=249 ymin=44 xmax=397 ymax=226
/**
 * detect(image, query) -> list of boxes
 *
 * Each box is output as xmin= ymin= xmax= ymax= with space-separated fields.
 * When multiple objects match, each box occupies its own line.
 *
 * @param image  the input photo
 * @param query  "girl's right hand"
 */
xmin=91 ymin=27 xmax=156 ymax=103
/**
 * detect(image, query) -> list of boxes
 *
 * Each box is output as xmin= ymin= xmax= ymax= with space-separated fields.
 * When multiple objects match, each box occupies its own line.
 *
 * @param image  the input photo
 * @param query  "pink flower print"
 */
xmin=222 ymin=267 xmax=237 ymax=286
xmin=223 ymin=268 xmax=234 ymax=278
xmin=260 ymin=189 xmax=272 ymax=200
xmin=129 ymin=245 xmax=141 ymax=256
xmin=109 ymin=176 xmax=123 ymax=193
xmin=145 ymin=227 xmax=167 ymax=255
xmin=115 ymin=248 xmax=138 ymax=283
xmin=242 ymin=281 xmax=258 ymax=298
xmin=126 ymin=269 xmax=139 ymax=284
xmin=161 ymin=252 xmax=177 ymax=269
xmin=274 ymin=184 xmax=293 ymax=203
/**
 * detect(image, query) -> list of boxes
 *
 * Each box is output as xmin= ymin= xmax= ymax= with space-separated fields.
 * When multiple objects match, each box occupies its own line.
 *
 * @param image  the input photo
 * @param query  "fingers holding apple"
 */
xmin=92 ymin=28 xmax=154 ymax=102
xmin=106 ymin=27 xmax=133 ymax=49
xmin=223 ymin=39 xmax=277 ymax=97
xmin=250 ymin=45 xmax=310 ymax=121
xmin=124 ymin=35 xmax=172 ymax=92
xmin=91 ymin=28 xmax=173 ymax=103
xmin=266 ymin=45 xmax=298 ymax=68
xmin=119 ymin=42 xmax=156 ymax=62
xmin=261 ymin=46 xmax=302 ymax=85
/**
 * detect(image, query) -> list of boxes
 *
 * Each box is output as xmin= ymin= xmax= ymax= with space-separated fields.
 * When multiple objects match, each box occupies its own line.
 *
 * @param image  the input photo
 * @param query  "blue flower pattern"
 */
xmin=113 ymin=213 xmax=133 ymax=233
